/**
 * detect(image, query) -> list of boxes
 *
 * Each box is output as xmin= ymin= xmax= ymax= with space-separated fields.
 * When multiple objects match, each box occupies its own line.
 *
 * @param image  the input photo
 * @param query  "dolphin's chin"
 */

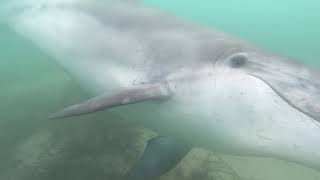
xmin=199 ymin=71 xmax=320 ymax=170
xmin=249 ymin=75 xmax=320 ymax=170
xmin=247 ymin=71 xmax=320 ymax=124
xmin=248 ymin=75 xmax=306 ymax=116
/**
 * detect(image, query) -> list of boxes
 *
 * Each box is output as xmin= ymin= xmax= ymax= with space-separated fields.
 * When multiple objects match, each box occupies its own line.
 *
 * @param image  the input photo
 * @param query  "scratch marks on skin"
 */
xmin=273 ymin=99 xmax=281 ymax=107
xmin=121 ymin=98 xmax=131 ymax=104
xmin=257 ymin=134 xmax=273 ymax=141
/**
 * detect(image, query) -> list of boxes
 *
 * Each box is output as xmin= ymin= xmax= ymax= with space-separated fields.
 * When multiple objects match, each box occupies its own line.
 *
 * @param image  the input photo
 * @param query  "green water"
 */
xmin=145 ymin=0 xmax=320 ymax=66
xmin=0 ymin=0 xmax=319 ymax=180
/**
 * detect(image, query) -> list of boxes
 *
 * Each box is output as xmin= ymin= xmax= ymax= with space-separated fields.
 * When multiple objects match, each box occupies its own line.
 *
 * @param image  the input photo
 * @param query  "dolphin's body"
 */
xmin=3 ymin=0 xmax=320 ymax=172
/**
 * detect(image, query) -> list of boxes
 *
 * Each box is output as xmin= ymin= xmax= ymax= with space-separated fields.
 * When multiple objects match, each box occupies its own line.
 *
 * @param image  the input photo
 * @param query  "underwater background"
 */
xmin=0 ymin=0 xmax=319 ymax=179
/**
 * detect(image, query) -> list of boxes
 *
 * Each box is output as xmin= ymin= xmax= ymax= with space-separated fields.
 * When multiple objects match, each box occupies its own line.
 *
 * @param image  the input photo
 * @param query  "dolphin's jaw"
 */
xmin=198 ymin=69 xmax=320 ymax=169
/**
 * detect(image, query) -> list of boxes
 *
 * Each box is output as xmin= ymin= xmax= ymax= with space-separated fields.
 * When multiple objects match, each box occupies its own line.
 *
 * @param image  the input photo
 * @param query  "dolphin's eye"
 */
xmin=229 ymin=53 xmax=248 ymax=68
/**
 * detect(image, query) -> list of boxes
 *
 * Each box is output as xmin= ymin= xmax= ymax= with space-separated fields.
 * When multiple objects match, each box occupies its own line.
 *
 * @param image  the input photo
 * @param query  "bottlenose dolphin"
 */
xmin=2 ymin=0 xmax=320 ymax=178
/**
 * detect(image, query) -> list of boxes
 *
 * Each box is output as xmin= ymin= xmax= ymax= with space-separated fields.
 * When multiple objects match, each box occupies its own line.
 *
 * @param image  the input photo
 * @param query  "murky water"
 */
xmin=0 ymin=0 xmax=319 ymax=180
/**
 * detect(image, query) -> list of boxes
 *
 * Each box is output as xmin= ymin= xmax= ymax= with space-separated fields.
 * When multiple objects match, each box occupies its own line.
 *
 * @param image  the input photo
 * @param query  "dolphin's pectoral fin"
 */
xmin=49 ymin=82 xmax=172 ymax=119
xmin=125 ymin=136 xmax=191 ymax=180
xmin=250 ymin=70 xmax=320 ymax=122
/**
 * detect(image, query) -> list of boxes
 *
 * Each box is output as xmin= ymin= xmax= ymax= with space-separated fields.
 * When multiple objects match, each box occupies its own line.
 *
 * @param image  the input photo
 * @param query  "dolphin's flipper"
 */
xmin=49 ymin=82 xmax=171 ymax=119
xmin=126 ymin=136 xmax=191 ymax=180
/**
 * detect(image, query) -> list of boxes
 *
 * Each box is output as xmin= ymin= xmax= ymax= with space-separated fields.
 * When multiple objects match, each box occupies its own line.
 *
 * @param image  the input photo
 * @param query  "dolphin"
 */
xmin=2 ymin=0 xmax=320 ymax=178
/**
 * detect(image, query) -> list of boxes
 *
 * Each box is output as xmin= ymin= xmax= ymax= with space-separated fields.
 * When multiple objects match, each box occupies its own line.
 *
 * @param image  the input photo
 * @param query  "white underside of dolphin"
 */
xmin=2 ymin=0 xmax=320 ymax=173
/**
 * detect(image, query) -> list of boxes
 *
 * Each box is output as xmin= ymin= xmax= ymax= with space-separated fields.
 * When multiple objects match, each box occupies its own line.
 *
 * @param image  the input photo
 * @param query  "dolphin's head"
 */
xmin=213 ymin=47 xmax=320 ymax=123
xmin=194 ymin=47 xmax=320 ymax=169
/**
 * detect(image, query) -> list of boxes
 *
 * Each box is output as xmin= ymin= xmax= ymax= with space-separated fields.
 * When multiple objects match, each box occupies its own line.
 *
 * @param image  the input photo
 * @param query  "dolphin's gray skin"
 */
xmin=2 ymin=0 xmax=320 ymax=173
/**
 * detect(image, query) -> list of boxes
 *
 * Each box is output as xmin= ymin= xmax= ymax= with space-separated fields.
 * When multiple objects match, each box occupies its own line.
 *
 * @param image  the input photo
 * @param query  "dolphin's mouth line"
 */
xmin=248 ymin=74 xmax=320 ymax=128
xmin=248 ymin=74 xmax=298 ymax=110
